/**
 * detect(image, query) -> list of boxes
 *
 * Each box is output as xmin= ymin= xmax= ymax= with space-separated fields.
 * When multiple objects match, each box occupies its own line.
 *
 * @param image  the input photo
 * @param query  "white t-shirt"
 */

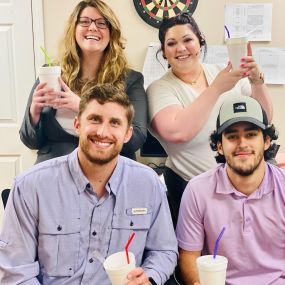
xmin=147 ymin=63 xmax=251 ymax=181
xmin=55 ymin=108 xmax=78 ymax=136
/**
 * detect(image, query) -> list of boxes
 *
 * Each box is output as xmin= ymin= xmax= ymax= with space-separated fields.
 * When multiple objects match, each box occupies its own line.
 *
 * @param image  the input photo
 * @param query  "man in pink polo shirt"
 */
xmin=176 ymin=95 xmax=284 ymax=285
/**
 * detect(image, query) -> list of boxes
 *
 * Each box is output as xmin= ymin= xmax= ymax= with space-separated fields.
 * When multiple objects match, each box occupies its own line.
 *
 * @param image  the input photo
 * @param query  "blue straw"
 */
xmin=224 ymin=26 xmax=230 ymax=39
xmin=213 ymin=226 xmax=226 ymax=259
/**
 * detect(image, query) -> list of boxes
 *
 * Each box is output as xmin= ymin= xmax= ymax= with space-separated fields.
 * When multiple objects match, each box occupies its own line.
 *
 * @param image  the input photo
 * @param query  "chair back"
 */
xmin=1 ymin=188 xmax=10 ymax=208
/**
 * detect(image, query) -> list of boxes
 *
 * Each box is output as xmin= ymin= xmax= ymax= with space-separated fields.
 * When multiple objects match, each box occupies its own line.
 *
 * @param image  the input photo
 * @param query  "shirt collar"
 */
xmin=216 ymin=163 xmax=274 ymax=199
xmin=216 ymin=164 xmax=235 ymax=195
xmin=68 ymin=149 xmax=125 ymax=195
xmin=107 ymin=156 xmax=125 ymax=196
xmin=68 ymin=148 xmax=89 ymax=194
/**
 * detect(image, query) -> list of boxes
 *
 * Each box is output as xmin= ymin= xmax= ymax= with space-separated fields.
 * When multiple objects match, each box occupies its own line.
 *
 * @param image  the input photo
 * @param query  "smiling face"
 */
xmin=74 ymin=99 xmax=132 ymax=166
xmin=218 ymin=122 xmax=270 ymax=177
xmin=75 ymin=6 xmax=110 ymax=56
xmin=163 ymin=24 xmax=201 ymax=73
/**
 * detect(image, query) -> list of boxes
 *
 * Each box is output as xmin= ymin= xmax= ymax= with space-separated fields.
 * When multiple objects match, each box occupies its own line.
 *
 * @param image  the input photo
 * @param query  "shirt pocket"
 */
xmin=108 ymin=208 xmax=153 ymax=265
xmin=38 ymin=219 xmax=80 ymax=277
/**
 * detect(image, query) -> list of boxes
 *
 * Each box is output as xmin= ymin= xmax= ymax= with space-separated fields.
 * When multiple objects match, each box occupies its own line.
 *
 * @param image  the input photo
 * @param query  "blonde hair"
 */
xmin=58 ymin=0 xmax=128 ymax=95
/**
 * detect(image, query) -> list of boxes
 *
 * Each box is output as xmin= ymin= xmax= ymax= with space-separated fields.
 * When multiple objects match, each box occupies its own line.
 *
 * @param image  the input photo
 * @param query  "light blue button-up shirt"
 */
xmin=0 ymin=149 xmax=178 ymax=285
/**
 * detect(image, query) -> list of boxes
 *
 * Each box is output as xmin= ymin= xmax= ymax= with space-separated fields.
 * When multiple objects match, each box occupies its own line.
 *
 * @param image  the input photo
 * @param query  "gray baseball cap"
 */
xmin=216 ymin=96 xmax=268 ymax=134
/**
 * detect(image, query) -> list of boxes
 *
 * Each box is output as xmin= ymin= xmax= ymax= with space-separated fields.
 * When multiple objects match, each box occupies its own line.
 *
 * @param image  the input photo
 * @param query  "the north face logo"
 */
xmin=233 ymin=102 xmax=247 ymax=113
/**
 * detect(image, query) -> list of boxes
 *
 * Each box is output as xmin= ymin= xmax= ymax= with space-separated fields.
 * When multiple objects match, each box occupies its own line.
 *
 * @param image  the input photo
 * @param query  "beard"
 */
xmin=226 ymin=150 xmax=264 ymax=177
xmin=79 ymin=135 xmax=123 ymax=165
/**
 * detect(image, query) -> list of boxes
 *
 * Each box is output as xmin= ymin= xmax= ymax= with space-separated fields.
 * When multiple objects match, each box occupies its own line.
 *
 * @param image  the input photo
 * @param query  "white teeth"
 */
xmin=177 ymin=55 xmax=190 ymax=60
xmin=94 ymin=141 xmax=111 ymax=147
xmin=85 ymin=35 xmax=100 ymax=40
xmin=98 ymin=142 xmax=110 ymax=146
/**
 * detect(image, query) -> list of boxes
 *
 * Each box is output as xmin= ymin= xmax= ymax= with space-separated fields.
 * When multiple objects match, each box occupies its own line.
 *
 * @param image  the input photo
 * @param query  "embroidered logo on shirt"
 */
xmin=131 ymin=208 xmax=148 ymax=215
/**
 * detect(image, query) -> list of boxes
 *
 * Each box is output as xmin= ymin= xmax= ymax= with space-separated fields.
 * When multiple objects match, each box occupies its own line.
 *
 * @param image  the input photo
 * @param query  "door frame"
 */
xmin=0 ymin=0 xmax=45 ymax=225
xmin=31 ymin=0 xmax=45 ymax=76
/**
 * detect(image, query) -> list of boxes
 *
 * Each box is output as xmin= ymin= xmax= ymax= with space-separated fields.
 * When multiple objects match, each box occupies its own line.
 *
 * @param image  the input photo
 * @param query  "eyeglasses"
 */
xmin=77 ymin=17 xmax=109 ymax=29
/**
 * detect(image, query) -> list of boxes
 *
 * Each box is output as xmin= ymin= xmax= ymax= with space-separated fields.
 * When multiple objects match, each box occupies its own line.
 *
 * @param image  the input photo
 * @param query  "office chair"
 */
xmin=165 ymin=267 xmax=184 ymax=285
xmin=1 ymin=188 xmax=10 ymax=208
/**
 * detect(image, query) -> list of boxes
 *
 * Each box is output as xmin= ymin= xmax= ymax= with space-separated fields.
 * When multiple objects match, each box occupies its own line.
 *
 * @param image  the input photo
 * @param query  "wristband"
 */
xmin=248 ymin=72 xmax=264 ymax=85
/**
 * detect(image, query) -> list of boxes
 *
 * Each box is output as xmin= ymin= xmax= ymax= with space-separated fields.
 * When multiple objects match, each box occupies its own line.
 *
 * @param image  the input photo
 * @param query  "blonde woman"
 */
xmin=20 ymin=0 xmax=147 ymax=163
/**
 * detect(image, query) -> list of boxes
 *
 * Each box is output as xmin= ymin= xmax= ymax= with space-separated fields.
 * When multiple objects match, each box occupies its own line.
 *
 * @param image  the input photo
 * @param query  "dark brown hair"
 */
xmin=158 ymin=13 xmax=207 ymax=60
xmin=210 ymin=124 xmax=279 ymax=163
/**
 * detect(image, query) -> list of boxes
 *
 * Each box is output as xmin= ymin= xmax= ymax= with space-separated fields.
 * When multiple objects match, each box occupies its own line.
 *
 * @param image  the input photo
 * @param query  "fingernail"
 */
xmin=240 ymin=64 xmax=245 ymax=68
xmin=241 ymin=58 xmax=245 ymax=62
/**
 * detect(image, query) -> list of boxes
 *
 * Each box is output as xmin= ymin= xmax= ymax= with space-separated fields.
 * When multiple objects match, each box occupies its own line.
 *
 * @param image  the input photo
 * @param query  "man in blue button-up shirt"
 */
xmin=0 ymin=84 xmax=178 ymax=285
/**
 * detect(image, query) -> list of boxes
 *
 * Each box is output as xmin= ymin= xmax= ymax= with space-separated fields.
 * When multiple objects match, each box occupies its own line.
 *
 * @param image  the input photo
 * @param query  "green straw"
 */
xmin=40 ymin=46 xmax=52 ymax=67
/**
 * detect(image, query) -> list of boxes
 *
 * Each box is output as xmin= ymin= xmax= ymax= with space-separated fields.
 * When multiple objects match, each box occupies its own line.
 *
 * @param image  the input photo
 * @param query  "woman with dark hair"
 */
xmin=147 ymin=13 xmax=272 ymax=226
xmin=20 ymin=0 xmax=147 ymax=163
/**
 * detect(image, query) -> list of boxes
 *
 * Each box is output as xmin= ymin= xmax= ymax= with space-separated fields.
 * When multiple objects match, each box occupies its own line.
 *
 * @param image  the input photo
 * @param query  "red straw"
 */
xmin=125 ymin=232 xmax=135 ymax=264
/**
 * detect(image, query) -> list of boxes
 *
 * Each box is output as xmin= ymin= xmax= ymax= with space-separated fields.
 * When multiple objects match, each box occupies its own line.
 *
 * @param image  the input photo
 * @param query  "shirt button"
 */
xmin=89 ymin=258 xmax=93 ymax=263
xmin=92 ymin=231 xmax=97 ymax=236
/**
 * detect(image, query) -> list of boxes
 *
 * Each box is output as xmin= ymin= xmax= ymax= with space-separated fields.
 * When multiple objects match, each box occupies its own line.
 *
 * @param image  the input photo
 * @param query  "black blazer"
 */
xmin=20 ymin=69 xmax=147 ymax=163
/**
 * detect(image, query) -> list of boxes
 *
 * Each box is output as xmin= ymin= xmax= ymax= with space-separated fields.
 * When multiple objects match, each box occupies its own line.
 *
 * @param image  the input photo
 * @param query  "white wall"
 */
xmin=43 ymin=0 xmax=285 ymax=153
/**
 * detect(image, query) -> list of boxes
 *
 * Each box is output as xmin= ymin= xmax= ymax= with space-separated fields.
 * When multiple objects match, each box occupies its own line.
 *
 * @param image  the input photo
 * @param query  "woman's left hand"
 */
xmin=50 ymin=78 xmax=80 ymax=112
xmin=240 ymin=42 xmax=262 ymax=83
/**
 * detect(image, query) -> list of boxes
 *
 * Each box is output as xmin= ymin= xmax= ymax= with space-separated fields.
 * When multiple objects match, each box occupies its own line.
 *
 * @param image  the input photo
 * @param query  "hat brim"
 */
xmin=217 ymin=117 xmax=266 ymax=135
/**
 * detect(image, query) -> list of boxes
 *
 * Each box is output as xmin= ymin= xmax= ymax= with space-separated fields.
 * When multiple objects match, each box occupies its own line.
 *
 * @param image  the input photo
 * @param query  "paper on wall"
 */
xmin=253 ymin=48 xmax=285 ymax=85
xmin=142 ymin=42 xmax=168 ymax=89
xmin=224 ymin=3 xmax=272 ymax=41
xmin=204 ymin=45 xmax=285 ymax=85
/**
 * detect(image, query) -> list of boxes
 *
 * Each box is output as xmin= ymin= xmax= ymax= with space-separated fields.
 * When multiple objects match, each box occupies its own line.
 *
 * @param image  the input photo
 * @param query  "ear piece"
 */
xmin=195 ymin=49 xmax=202 ymax=56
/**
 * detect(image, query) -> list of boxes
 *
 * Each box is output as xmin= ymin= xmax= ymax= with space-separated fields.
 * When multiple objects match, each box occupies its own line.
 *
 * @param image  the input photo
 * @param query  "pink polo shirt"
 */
xmin=176 ymin=163 xmax=285 ymax=285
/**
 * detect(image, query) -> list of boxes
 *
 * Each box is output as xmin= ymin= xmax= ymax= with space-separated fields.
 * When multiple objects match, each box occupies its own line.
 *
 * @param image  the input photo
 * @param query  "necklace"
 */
xmin=188 ymin=66 xmax=203 ymax=85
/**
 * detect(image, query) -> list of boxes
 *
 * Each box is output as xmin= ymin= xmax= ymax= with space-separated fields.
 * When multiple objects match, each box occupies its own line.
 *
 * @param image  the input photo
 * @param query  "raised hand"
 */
xmin=50 ymin=78 xmax=80 ymax=112
xmin=30 ymin=82 xmax=56 ymax=125
xmin=240 ymin=42 xmax=263 ymax=84
xmin=210 ymin=62 xmax=246 ymax=94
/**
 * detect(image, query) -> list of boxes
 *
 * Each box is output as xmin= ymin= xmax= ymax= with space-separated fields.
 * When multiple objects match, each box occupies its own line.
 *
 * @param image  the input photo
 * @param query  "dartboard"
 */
xmin=133 ymin=0 xmax=199 ymax=29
